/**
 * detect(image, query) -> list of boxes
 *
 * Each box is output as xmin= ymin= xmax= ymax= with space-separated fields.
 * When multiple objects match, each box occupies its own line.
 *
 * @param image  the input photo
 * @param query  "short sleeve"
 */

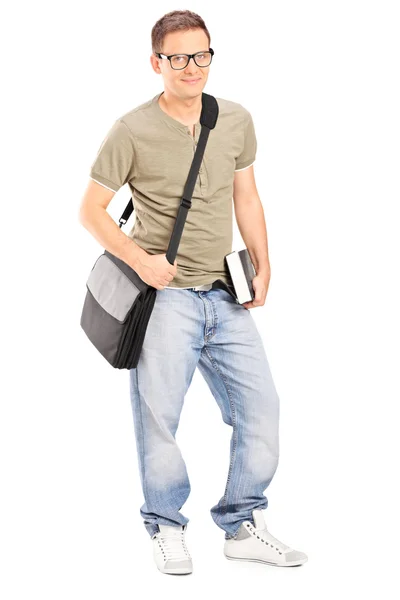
xmin=89 ymin=119 xmax=135 ymax=192
xmin=235 ymin=111 xmax=257 ymax=171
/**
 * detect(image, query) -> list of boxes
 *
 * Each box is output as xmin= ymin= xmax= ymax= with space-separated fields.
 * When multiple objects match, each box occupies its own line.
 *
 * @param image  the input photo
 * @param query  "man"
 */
xmin=79 ymin=10 xmax=308 ymax=575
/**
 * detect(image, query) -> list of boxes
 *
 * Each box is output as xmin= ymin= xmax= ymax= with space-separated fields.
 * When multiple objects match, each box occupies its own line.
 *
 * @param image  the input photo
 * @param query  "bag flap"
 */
xmin=86 ymin=254 xmax=140 ymax=323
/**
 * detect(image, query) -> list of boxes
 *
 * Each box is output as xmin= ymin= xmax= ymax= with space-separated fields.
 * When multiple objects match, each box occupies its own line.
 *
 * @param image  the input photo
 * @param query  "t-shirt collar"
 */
xmin=151 ymin=91 xmax=200 ymax=135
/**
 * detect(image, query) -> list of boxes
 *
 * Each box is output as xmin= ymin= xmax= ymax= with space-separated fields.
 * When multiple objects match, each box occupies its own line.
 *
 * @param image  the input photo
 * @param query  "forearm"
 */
xmin=234 ymin=198 xmax=271 ymax=276
xmin=79 ymin=206 xmax=144 ymax=269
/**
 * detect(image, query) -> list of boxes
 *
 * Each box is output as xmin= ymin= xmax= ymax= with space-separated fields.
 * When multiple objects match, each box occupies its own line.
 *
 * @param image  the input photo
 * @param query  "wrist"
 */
xmin=132 ymin=245 xmax=147 ymax=271
xmin=119 ymin=237 xmax=145 ymax=271
xmin=257 ymin=266 xmax=271 ymax=278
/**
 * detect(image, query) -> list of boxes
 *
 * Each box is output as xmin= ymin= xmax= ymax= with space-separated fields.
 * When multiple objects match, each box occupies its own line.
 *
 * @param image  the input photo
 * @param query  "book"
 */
xmin=225 ymin=248 xmax=256 ymax=304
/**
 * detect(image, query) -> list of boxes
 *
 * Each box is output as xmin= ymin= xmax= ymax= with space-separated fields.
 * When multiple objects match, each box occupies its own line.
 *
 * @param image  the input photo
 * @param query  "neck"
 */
xmin=159 ymin=90 xmax=201 ymax=126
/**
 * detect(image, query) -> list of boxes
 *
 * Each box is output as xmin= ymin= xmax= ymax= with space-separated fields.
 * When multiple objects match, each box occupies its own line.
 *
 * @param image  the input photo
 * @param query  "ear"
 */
xmin=150 ymin=53 xmax=161 ymax=74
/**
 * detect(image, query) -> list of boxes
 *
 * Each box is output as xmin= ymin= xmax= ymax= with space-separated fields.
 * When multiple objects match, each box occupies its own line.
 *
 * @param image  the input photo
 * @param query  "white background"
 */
xmin=1 ymin=1 xmax=399 ymax=598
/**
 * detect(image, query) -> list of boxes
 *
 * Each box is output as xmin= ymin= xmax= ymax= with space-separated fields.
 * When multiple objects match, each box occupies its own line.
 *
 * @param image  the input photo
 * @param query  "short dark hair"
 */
xmin=151 ymin=10 xmax=211 ymax=54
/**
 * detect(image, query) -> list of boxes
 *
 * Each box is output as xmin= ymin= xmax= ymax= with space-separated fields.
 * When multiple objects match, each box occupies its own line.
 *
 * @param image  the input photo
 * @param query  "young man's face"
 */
xmin=152 ymin=28 xmax=211 ymax=99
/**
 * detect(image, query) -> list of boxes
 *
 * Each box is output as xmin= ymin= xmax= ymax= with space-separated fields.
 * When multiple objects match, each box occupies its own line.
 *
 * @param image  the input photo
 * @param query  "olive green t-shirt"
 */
xmin=89 ymin=91 xmax=257 ymax=288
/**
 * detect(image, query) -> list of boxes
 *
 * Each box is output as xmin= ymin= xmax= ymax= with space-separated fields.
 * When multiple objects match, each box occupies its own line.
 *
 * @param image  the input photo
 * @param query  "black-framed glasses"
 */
xmin=155 ymin=48 xmax=214 ymax=70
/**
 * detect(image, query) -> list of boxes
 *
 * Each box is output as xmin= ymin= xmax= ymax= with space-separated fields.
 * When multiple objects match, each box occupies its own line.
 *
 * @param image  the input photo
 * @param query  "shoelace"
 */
xmin=246 ymin=523 xmax=291 ymax=553
xmin=156 ymin=530 xmax=191 ymax=560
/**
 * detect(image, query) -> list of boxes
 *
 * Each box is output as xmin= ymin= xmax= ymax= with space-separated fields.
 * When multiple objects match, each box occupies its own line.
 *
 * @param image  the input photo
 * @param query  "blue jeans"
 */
xmin=129 ymin=286 xmax=280 ymax=540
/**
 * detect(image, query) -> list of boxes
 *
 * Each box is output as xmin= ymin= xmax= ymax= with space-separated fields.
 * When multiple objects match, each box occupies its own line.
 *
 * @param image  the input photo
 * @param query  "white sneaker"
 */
xmin=224 ymin=509 xmax=308 ymax=567
xmin=152 ymin=524 xmax=193 ymax=575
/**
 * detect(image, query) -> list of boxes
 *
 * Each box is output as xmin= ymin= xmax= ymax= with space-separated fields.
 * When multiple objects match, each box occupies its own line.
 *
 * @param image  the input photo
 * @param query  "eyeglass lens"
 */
xmin=171 ymin=52 xmax=212 ymax=69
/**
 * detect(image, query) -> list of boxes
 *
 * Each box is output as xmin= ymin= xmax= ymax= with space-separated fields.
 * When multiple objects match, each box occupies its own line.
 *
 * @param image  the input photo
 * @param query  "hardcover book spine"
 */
xmin=239 ymin=250 xmax=256 ymax=299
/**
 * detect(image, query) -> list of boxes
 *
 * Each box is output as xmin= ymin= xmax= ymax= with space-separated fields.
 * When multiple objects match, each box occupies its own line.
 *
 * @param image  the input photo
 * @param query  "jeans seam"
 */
xmin=203 ymin=346 xmax=238 ymax=519
xmin=135 ymin=366 xmax=150 ymax=528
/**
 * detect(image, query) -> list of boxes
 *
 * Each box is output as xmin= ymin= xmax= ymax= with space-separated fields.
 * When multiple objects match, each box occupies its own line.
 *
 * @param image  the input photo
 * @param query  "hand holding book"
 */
xmin=225 ymin=248 xmax=269 ymax=309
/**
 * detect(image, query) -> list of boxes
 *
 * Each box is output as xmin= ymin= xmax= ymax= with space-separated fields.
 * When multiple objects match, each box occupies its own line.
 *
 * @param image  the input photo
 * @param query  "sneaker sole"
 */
xmin=157 ymin=566 xmax=193 ymax=575
xmin=224 ymin=552 xmax=307 ymax=567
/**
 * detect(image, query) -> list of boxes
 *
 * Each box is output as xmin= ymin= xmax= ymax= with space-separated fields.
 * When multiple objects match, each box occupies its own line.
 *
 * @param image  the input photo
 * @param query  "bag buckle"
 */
xmin=181 ymin=197 xmax=192 ymax=210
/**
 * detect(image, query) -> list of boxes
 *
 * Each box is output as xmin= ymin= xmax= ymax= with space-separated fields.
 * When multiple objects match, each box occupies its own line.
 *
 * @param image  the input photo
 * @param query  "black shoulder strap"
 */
xmin=118 ymin=92 xmax=219 ymax=265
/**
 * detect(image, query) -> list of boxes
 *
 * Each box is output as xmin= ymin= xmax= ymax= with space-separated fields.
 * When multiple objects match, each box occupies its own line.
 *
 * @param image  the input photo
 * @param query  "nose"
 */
xmin=184 ymin=56 xmax=199 ymax=72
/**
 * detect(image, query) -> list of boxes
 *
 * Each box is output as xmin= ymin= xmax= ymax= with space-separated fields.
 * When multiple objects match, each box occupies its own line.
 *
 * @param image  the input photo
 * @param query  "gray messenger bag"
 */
xmin=80 ymin=92 xmax=236 ymax=370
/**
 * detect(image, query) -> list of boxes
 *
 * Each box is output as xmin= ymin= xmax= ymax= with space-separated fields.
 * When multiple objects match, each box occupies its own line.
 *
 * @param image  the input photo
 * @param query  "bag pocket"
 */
xmin=86 ymin=253 xmax=141 ymax=323
xmin=81 ymin=253 xmax=143 ymax=367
